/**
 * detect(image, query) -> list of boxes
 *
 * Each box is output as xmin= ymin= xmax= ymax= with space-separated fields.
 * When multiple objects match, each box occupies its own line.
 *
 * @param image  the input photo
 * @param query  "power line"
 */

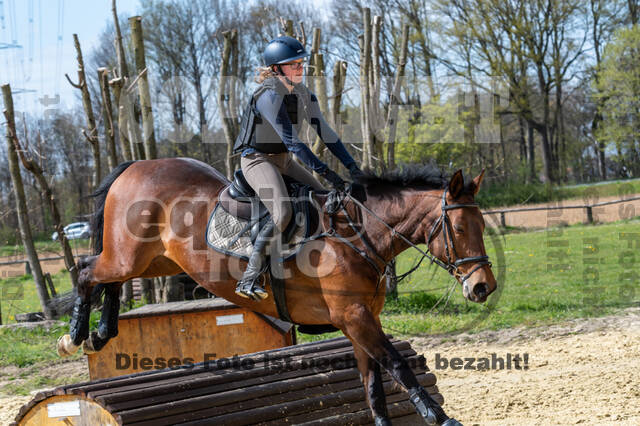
xmin=25 ymin=0 xmax=33 ymax=83
xmin=54 ymin=0 xmax=64 ymax=96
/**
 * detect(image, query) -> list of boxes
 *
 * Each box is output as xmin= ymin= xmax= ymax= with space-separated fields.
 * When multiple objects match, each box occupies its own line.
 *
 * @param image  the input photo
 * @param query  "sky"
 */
xmin=0 ymin=0 xmax=140 ymax=116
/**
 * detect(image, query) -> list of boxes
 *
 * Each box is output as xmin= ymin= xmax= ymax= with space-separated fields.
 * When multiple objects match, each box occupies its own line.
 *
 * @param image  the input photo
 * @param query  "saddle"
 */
xmin=218 ymin=169 xmax=311 ymax=245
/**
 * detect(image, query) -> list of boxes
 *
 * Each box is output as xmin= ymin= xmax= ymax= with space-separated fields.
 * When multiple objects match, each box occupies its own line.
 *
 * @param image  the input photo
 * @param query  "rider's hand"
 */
xmin=348 ymin=163 xmax=364 ymax=181
xmin=322 ymin=168 xmax=346 ymax=191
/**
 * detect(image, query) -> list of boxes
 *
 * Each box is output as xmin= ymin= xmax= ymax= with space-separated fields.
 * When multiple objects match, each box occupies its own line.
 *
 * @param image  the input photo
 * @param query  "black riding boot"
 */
xmin=235 ymin=216 xmax=276 ymax=301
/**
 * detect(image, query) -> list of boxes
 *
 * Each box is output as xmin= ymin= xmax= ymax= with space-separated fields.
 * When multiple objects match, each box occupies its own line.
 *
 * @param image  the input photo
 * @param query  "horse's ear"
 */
xmin=472 ymin=169 xmax=485 ymax=196
xmin=448 ymin=169 xmax=464 ymax=198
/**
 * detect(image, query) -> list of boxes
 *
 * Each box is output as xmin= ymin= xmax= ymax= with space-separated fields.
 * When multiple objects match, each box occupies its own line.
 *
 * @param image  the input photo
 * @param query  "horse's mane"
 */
xmin=354 ymin=162 xmax=476 ymax=197
xmin=356 ymin=163 xmax=446 ymax=190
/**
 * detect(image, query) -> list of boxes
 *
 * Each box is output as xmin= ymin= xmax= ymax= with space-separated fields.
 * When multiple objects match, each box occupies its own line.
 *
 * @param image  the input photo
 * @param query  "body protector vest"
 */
xmin=233 ymin=77 xmax=313 ymax=155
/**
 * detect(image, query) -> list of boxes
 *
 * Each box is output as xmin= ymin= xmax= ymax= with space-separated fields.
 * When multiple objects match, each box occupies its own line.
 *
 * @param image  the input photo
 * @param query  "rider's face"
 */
xmin=277 ymin=59 xmax=305 ymax=85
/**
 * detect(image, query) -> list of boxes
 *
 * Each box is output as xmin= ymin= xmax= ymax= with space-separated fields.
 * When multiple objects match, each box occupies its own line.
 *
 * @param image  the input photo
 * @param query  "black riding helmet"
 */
xmin=262 ymin=35 xmax=310 ymax=66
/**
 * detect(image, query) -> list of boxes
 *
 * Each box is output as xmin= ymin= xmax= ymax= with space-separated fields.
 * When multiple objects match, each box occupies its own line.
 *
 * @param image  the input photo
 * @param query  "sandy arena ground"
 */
xmin=412 ymin=307 xmax=640 ymax=425
xmin=1 ymin=308 xmax=638 ymax=425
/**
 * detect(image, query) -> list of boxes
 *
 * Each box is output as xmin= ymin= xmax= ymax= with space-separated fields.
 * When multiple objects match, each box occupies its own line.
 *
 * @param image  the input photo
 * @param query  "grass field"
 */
xmin=1 ymin=219 xmax=639 ymax=367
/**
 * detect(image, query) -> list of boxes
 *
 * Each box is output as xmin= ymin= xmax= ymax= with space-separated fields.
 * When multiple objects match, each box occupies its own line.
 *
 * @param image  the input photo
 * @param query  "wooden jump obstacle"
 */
xmin=87 ymin=298 xmax=295 ymax=380
xmin=12 ymin=336 xmax=443 ymax=425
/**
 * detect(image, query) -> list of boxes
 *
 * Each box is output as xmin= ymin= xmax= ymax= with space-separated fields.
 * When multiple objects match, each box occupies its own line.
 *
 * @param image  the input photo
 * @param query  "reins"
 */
xmin=322 ymin=184 xmax=492 ymax=286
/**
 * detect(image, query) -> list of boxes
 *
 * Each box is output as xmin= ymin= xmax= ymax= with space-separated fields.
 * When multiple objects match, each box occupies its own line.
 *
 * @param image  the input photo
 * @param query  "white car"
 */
xmin=52 ymin=222 xmax=91 ymax=241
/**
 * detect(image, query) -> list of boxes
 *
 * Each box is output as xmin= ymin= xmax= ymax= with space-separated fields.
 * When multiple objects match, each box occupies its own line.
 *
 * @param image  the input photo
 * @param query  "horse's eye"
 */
xmin=454 ymin=225 xmax=464 ymax=233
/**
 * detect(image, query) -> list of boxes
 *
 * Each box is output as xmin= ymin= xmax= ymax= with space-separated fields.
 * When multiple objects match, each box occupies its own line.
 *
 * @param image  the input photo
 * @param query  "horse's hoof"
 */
xmin=441 ymin=419 xmax=463 ymax=426
xmin=57 ymin=334 xmax=80 ymax=357
xmin=82 ymin=336 xmax=98 ymax=354
xmin=374 ymin=416 xmax=393 ymax=426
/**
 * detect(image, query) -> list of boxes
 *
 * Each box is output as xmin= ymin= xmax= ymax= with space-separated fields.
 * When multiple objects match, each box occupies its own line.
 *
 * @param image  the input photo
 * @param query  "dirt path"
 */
xmin=482 ymin=193 xmax=640 ymax=228
xmin=411 ymin=307 xmax=640 ymax=425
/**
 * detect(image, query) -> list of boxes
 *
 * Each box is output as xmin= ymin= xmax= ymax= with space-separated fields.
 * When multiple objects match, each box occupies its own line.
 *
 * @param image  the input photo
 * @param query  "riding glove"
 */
xmin=322 ymin=168 xmax=346 ymax=191
xmin=348 ymin=163 xmax=364 ymax=180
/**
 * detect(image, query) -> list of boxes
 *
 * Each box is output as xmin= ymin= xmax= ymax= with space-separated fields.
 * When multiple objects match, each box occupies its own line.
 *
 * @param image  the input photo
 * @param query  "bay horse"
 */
xmin=57 ymin=158 xmax=496 ymax=426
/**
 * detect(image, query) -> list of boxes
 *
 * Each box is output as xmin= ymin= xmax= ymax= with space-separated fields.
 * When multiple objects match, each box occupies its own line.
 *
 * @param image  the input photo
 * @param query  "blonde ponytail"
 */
xmin=255 ymin=66 xmax=277 ymax=84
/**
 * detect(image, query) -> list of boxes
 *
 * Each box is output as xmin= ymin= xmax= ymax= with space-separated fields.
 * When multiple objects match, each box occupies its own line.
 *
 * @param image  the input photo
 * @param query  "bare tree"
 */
xmin=66 ymin=34 xmax=101 ymax=192
xmin=2 ymin=84 xmax=53 ymax=319
xmin=11 ymin=121 xmax=80 ymax=290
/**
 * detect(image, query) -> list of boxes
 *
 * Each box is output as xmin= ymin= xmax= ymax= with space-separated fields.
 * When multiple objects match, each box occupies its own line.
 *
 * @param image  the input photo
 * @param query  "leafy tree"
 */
xmin=594 ymin=24 xmax=640 ymax=177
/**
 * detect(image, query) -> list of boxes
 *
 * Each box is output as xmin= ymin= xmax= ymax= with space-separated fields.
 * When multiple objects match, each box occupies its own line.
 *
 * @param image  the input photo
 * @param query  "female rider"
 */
xmin=233 ymin=35 xmax=363 ymax=301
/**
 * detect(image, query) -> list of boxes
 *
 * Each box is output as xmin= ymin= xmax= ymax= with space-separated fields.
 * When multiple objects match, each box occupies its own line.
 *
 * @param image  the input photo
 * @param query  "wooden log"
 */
xmin=100 ymin=348 xmax=421 ymax=412
xmin=85 ymin=338 xmax=410 ymax=400
xmin=14 ymin=337 xmax=442 ymax=426
xmin=66 ymin=336 xmax=358 ymax=396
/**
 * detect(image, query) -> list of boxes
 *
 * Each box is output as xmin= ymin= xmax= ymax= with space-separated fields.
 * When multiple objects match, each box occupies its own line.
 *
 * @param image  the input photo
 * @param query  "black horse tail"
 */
xmin=90 ymin=161 xmax=137 ymax=255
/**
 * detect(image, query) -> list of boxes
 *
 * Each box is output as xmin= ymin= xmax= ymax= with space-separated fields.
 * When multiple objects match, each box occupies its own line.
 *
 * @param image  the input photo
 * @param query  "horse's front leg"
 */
xmin=337 ymin=303 xmax=462 ymax=426
xmin=349 ymin=339 xmax=391 ymax=425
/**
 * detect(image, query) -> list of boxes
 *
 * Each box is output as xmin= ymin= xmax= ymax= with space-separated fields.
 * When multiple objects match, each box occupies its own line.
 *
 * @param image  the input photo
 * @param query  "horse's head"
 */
xmin=424 ymin=169 xmax=496 ymax=303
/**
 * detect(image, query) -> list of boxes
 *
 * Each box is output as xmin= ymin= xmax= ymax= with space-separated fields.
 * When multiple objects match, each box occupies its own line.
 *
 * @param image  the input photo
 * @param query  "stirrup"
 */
xmin=235 ymin=274 xmax=269 ymax=301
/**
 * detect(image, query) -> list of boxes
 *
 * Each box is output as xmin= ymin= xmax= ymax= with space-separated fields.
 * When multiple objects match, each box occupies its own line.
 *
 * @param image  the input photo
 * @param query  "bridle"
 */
xmin=425 ymin=188 xmax=492 ymax=282
xmin=321 ymin=185 xmax=491 ymax=286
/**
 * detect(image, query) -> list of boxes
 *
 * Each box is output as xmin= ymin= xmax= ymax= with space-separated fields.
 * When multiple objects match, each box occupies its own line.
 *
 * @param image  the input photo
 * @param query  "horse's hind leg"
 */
xmin=82 ymin=283 xmax=121 ymax=354
xmin=57 ymin=255 xmax=99 ymax=357
xmin=338 ymin=303 xmax=462 ymax=426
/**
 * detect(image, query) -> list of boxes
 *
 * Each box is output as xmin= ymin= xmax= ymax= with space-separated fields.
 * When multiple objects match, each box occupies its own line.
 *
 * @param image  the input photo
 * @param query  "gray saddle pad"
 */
xmin=205 ymin=186 xmax=319 ymax=262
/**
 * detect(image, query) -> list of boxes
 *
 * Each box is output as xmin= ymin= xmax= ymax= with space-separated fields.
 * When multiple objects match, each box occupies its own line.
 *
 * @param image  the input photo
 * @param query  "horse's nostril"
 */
xmin=473 ymin=282 xmax=488 ymax=298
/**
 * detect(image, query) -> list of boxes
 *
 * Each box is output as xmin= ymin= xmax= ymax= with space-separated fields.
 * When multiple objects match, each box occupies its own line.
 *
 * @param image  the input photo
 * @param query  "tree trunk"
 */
xmin=11 ymin=130 xmax=80 ymax=290
xmin=370 ymin=15 xmax=384 ymax=170
xmin=220 ymin=30 xmax=237 ymax=180
xmin=282 ymin=19 xmax=294 ymax=37
xmin=2 ymin=84 xmax=53 ymax=319
xmin=528 ymin=121 xmax=536 ymax=183
xmin=99 ymin=68 xmax=118 ymax=170
xmin=360 ymin=8 xmax=373 ymax=170
xmin=312 ymin=53 xmax=329 ymax=161
xmin=109 ymin=78 xmax=133 ymax=161
xmin=120 ymin=280 xmax=133 ymax=308
xmin=69 ymin=34 xmax=101 ymax=193
xmin=331 ymin=60 xmax=348 ymax=171
xmin=112 ymin=0 xmax=129 ymax=80
xmin=129 ymin=16 xmax=157 ymax=160
xmin=386 ymin=23 xmax=409 ymax=170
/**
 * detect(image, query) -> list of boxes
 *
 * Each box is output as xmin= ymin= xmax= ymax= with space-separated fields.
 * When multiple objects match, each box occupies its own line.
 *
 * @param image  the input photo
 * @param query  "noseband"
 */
xmin=323 ymin=185 xmax=491 ymax=285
